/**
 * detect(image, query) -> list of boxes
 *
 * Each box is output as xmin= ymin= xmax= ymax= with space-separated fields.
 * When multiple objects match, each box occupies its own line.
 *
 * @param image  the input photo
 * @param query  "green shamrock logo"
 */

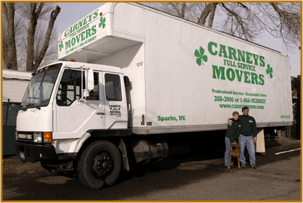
xmin=99 ymin=17 xmax=106 ymax=29
xmin=194 ymin=47 xmax=208 ymax=66
xmin=266 ymin=64 xmax=273 ymax=79
xmin=59 ymin=41 xmax=63 ymax=52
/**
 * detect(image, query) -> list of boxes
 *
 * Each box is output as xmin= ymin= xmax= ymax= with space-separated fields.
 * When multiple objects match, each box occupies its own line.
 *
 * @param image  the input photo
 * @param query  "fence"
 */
xmin=3 ymin=103 xmax=21 ymax=155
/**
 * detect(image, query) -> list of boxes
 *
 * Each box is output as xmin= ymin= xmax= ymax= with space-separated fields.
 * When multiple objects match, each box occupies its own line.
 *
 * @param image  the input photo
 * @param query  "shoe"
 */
xmin=241 ymin=163 xmax=246 ymax=168
xmin=251 ymin=164 xmax=257 ymax=169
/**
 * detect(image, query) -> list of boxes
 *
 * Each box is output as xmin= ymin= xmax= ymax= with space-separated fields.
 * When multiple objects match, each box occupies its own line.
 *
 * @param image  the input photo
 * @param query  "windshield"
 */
xmin=21 ymin=63 xmax=62 ymax=109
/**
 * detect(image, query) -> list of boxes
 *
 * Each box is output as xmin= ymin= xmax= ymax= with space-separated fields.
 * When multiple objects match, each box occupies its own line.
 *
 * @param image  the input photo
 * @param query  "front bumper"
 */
xmin=15 ymin=141 xmax=58 ymax=163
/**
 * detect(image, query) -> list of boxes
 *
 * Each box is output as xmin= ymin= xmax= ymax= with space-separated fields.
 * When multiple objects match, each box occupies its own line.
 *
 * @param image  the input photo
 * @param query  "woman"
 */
xmin=224 ymin=111 xmax=241 ymax=168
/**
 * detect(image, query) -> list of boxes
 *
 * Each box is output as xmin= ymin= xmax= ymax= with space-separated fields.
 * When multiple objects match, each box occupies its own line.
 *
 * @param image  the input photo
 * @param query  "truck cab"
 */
xmin=15 ymin=61 xmax=132 ymax=188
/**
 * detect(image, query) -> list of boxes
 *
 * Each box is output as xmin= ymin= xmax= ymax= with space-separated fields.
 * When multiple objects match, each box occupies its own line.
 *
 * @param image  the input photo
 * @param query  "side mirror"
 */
xmin=87 ymin=68 xmax=94 ymax=91
xmin=124 ymin=76 xmax=130 ymax=86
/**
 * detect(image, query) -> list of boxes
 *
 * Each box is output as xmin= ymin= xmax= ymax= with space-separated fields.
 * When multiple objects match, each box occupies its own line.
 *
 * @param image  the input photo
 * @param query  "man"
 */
xmin=230 ymin=106 xmax=257 ymax=169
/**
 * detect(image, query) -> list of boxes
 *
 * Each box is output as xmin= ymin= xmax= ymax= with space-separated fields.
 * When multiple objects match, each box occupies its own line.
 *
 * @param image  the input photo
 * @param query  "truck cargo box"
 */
xmin=58 ymin=3 xmax=293 ymax=135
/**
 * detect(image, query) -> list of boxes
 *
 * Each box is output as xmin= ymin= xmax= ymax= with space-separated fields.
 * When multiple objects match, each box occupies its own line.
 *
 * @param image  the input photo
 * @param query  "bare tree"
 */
xmin=3 ymin=3 xmax=17 ymax=70
xmin=2 ymin=3 xmax=61 ymax=71
xmin=16 ymin=23 xmax=59 ymax=71
xmin=146 ymin=3 xmax=300 ymax=49
xmin=198 ymin=3 xmax=218 ymax=27
xmin=258 ymin=3 xmax=300 ymax=49
xmin=146 ymin=3 xmax=205 ymax=22
xmin=23 ymin=3 xmax=61 ymax=71
xmin=219 ymin=3 xmax=262 ymax=41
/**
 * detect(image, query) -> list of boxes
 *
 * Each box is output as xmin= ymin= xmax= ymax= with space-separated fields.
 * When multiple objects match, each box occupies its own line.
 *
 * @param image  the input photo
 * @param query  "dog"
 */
xmin=227 ymin=142 xmax=241 ymax=169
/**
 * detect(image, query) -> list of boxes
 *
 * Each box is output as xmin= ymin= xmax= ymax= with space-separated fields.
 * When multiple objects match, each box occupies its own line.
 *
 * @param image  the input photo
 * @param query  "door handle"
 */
xmin=96 ymin=112 xmax=105 ymax=115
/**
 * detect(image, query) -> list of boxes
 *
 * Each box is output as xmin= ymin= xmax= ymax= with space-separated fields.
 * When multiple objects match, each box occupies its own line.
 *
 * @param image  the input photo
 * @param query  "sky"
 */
xmin=56 ymin=3 xmax=301 ymax=77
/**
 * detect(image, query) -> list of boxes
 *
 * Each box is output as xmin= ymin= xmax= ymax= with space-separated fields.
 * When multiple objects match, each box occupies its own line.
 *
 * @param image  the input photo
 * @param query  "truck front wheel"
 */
xmin=78 ymin=140 xmax=122 ymax=189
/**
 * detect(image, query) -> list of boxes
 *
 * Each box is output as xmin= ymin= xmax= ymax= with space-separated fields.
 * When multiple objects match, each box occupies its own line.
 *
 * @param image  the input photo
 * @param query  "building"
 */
xmin=3 ymin=69 xmax=32 ymax=155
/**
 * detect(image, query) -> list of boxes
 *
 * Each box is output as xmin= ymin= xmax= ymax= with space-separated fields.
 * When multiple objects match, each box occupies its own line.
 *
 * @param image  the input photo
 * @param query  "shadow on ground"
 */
xmin=2 ymin=134 xmax=300 ymax=200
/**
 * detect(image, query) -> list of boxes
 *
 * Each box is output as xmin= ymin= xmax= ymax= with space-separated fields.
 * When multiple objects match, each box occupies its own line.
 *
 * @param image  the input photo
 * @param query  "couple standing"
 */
xmin=225 ymin=106 xmax=257 ymax=169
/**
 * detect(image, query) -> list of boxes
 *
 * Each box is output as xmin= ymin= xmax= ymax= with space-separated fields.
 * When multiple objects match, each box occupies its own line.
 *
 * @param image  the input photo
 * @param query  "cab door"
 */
xmin=103 ymin=72 xmax=128 ymax=129
xmin=54 ymin=69 xmax=105 ymax=138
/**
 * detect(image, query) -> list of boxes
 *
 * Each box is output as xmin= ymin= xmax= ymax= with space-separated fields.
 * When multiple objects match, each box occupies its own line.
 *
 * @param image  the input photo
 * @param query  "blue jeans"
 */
xmin=224 ymin=137 xmax=233 ymax=167
xmin=239 ymin=134 xmax=256 ymax=165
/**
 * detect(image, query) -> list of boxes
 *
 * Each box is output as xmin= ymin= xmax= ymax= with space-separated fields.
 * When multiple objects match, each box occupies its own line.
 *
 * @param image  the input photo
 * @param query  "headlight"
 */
xmin=18 ymin=133 xmax=33 ymax=140
xmin=18 ymin=133 xmax=27 ymax=139
xmin=34 ymin=132 xmax=43 ymax=143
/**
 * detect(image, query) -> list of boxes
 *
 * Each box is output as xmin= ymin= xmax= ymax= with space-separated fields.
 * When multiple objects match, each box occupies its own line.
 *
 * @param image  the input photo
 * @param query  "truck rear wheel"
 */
xmin=78 ymin=140 xmax=122 ymax=189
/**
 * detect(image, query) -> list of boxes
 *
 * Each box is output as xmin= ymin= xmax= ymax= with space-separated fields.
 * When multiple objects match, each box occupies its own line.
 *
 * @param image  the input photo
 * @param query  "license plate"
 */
xmin=20 ymin=152 xmax=25 ymax=160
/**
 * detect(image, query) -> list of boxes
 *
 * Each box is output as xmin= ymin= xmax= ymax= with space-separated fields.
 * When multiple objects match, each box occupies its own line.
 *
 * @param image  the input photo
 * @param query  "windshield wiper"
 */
xmin=27 ymin=104 xmax=41 ymax=110
xmin=20 ymin=106 xmax=27 ymax=111
xmin=21 ymin=104 xmax=41 ymax=111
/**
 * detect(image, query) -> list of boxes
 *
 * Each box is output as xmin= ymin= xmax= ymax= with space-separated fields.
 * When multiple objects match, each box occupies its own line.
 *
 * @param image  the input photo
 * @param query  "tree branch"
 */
xmin=221 ymin=3 xmax=250 ymax=40
xmin=207 ymin=3 xmax=218 ymax=28
xmin=198 ymin=3 xmax=213 ymax=25
xmin=169 ymin=3 xmax=181 ymax=17
xmin=26 ymin=3 xmax=38 ymax=71
xmin=3 ymin=3 xmax=17 ymax=70
xmin=36 ymin=3 xmax=44 ymax=17
xmin=180 ymin=3 xmax=186 ymax=18
xmin=3 ymin=3 xmax=8 ymax=18
xmin=237 ymin=3 xmax=250 ymax=11
xmin=269 ymin=3 xmax=300 ymax=48
xmin=33 ymin=5 xmax=61 ymax=71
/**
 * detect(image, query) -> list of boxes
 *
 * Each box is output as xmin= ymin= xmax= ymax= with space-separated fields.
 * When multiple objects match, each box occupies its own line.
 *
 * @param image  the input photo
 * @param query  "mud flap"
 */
xmin=118 ymin=138 xmax=130 ymax=171
xmin=256 ymin=129 xmax=265 ymax=154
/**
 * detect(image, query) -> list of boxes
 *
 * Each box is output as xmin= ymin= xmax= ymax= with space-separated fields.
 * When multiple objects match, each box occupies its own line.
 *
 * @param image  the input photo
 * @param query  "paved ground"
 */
xmin=2 ymin=138 xmax=301 ymax=200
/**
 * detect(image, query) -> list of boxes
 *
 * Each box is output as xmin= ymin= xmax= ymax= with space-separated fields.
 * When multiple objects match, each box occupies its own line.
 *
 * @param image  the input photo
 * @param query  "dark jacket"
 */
xmin=225 ymin=118 xmax=241 ymax=142
xmin=239 ymin=115 xmax=258 ymax=137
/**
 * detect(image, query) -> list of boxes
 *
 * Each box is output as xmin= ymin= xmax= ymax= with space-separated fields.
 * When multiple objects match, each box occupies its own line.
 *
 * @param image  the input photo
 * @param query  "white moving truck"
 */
xmin=15 ymin=3 xmax=293 ymax=189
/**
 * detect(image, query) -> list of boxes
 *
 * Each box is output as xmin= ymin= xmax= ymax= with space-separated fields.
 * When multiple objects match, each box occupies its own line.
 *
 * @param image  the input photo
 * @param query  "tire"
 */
xmin=77 ymin=140 xmax=122 ymax=190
